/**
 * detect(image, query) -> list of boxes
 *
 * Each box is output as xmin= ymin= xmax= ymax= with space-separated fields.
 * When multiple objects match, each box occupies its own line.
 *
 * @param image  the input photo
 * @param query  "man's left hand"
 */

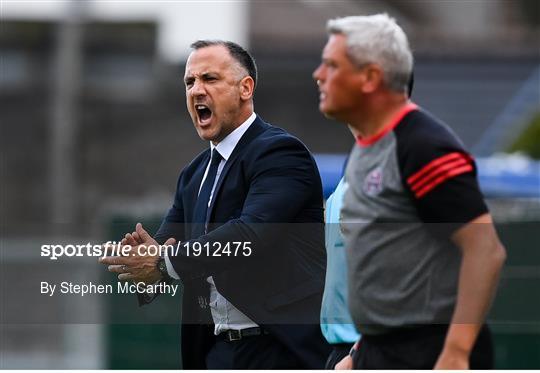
xmin=434 ymin=345 xmax=469 ymax=370
xmin=99 ymin=223 xmax=175 ymax=284
xmin=335 ymin=355 xmax=353 ymax=370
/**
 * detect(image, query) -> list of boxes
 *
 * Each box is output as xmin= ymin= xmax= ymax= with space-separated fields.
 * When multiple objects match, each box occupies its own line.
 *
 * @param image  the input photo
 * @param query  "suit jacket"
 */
xmin=151 ymin=116 xmax=330 ymax=368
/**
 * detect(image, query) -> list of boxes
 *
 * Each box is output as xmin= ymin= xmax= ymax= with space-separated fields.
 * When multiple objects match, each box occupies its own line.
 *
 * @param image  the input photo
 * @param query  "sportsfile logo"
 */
xmin=40 ymin=241 xmax=253 ymax=260
xmin=41 ymin=242 xmax=145 ymax=261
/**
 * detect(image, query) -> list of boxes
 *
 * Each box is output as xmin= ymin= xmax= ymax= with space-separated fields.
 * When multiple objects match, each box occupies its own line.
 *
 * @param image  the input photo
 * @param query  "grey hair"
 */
xmin=327 ymin=14 xmax=413 ymax=93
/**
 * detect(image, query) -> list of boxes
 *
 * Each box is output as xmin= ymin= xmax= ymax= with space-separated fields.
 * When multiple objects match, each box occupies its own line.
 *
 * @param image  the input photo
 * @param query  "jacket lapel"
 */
xmin=186 ymin=150 xmax=211 ymax=224
xmin=206 ymin=116 xmax=269 ymax=223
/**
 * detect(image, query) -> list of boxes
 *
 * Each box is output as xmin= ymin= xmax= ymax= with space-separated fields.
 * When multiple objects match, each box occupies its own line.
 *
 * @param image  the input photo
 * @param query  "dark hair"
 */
xmin=407 ymin=70 xmax=414 ymax=98
xmin=190 ymin=40 xmax=258 ymax=89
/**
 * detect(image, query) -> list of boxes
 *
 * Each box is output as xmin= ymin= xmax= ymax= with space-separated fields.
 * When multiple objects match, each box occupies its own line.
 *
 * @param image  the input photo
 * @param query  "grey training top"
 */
xmin=341 ymin=103 xmax=487 ymax=335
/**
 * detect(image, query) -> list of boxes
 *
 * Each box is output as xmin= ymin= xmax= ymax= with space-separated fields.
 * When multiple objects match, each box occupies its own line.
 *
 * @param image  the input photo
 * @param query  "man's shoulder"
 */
xmin=249 ymin=119 xmax=310 ymax=153
xmin=178 ymin=118 xmax=312 ymax=176
xmin=394 ymin=108 xmax=466 ymax=152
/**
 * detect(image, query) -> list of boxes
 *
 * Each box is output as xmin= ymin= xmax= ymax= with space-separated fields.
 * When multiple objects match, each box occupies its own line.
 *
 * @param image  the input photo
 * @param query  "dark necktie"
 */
xmin=192 ymin=149 xmax=222 ymax=237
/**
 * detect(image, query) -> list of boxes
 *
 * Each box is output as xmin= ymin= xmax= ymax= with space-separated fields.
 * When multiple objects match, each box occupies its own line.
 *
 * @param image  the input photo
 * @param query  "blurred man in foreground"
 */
xmin=321 ymin=75 xmax=413 ymax=370
xmin=313 ymin=14 xmax=506 ymax=369
xmin=101 ymin=40 xmax=330 ymax=369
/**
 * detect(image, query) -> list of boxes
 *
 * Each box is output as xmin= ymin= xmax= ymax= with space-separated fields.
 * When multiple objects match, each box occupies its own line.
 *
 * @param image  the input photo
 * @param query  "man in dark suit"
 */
xmin=100 ymin=40 xmax=330 ymax=369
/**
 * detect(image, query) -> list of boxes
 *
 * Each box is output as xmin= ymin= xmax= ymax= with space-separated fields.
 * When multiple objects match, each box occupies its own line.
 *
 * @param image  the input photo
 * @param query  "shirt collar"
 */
xmin=210 ymin=112 xmax=256 ymax=161
xmin=356 ymin=102 xmax=418 ymax=147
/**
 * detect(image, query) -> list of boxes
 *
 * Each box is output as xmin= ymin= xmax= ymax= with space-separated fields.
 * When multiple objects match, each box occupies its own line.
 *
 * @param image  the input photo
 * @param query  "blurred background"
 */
xmin=1 ymin=0 xmax=539 ymax=369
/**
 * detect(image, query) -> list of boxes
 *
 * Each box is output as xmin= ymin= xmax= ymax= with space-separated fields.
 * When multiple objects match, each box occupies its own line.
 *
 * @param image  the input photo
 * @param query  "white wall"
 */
xmin=1 ymin=0 xmax=249 ymax=62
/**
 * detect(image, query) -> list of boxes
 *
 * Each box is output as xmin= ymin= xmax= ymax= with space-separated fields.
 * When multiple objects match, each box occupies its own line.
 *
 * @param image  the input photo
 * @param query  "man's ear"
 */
xmin=360 ymin=64 xmax=384 ymax=94
xmin=239 ymin=76 xmax=255 ymax=100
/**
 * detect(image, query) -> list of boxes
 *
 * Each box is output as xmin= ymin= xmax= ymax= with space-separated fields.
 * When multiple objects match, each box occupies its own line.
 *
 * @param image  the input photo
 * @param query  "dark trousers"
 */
xmin=352 ymin=325 xmax=494 ymax=369
xmin=325 ymin=343 xmax=354 ymax=369
xmin=205 ymin=332 xmax=303 ymax=369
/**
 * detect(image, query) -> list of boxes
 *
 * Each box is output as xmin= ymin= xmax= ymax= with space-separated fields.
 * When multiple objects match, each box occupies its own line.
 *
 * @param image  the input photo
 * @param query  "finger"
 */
xmin=132 ymin=231 xmax=143 ymax=244
xmin=99 ymin=256 xmax=130 ymax=265
xmin=136 ymin=222 xmax=152 ymax=242
xmin=124 ymin=233 xmax=139 ymax=247
xmin=164 ymin=237 xmax=176 ymax=246
xmin=118 ymin=273 xmax=135 ymax=281
xmin=108 ymin=265 xmax=127 ymax=274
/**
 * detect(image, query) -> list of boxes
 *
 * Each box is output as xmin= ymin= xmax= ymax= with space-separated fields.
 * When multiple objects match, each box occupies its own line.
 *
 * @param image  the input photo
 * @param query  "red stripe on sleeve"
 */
xmin=414 ymin=164 xmax=474 ymax=198
xmin=410 ymin=157 xmax=469 ymax=192
xmin=407 ymin=152 xmax=469 ymax=185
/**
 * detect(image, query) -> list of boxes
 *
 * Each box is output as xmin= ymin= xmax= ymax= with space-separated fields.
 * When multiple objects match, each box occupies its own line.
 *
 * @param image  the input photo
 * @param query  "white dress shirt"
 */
xmin=165 ymin=112 xmax=258 ymax=335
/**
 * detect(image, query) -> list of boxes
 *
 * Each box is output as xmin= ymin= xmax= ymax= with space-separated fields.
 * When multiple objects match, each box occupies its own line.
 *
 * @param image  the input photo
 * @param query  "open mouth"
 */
xmin=195 ymin=104 xmax=212 ymax=125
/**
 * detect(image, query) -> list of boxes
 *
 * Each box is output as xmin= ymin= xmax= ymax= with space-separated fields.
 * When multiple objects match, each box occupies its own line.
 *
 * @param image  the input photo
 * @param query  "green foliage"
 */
xmin=508 ymin=113 xmax=540 ymax=159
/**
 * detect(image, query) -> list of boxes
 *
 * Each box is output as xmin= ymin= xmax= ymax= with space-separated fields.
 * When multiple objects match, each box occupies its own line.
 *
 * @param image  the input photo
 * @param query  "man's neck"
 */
xmin=211 ymin=108 xmax=254 ymax=146
xmin=349 ymin=96 xmax=409 ymax=139
xmin=211 ymin=112 xmax=256 ymax=158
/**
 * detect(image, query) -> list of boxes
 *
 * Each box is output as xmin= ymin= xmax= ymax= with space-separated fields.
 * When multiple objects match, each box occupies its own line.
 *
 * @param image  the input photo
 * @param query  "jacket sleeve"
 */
xmin=154 ymin=170 xmax=187 ymax=244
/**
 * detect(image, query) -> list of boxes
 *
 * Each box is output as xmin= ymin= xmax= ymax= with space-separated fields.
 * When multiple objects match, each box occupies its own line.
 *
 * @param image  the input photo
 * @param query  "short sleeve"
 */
xmin=395 ymin=110 xmax=488 ymax=234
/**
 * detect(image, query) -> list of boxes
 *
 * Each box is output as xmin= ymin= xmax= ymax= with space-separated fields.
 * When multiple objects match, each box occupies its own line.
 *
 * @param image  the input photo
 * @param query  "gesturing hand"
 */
xmin=99 ymin=223 xmax=175 ymax=284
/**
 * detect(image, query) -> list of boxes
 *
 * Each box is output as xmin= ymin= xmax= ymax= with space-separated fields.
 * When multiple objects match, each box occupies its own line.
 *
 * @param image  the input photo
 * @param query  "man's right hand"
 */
xmin=100 ymin=223 xmax=175 ymax=283
xmin=122 ymin=229 xmax=144 ymax=246
xmin=103 ymin=228 xmax=145 ymax=273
